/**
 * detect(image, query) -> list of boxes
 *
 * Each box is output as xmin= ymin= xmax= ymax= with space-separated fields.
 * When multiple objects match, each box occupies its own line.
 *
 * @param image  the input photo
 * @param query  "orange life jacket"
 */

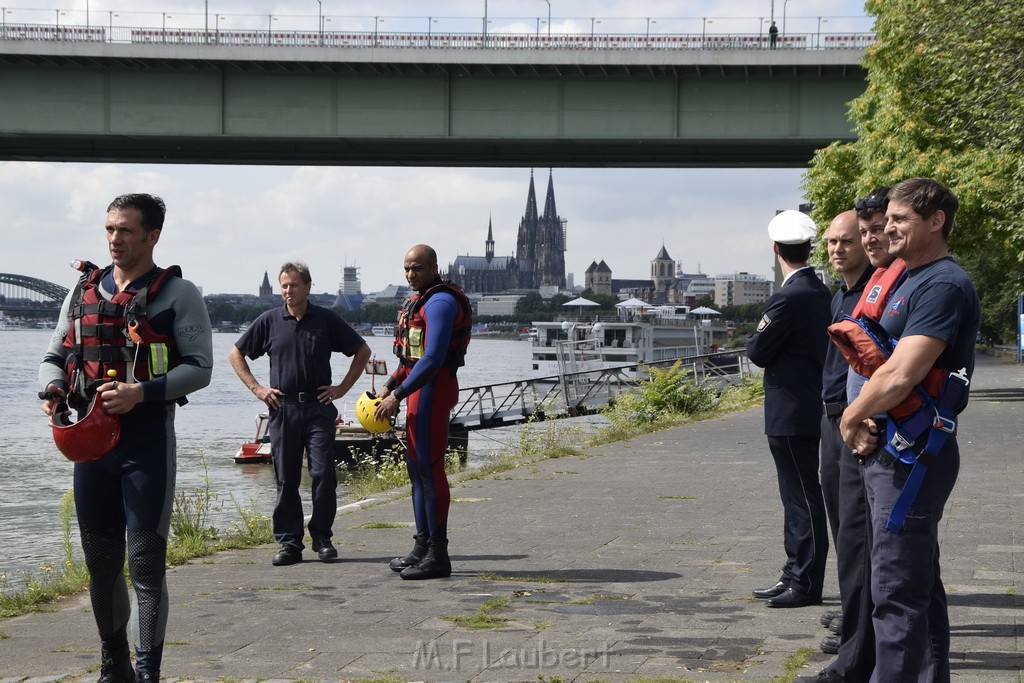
xmin=827 ymin=258 xmax=945 ymax=421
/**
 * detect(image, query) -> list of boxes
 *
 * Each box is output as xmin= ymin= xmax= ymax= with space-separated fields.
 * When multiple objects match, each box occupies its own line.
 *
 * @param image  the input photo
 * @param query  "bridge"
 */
xmin=0 ymin=23 xmax=868 ymax=167
xmin=0 ymin=273 xmax=68 ymax=314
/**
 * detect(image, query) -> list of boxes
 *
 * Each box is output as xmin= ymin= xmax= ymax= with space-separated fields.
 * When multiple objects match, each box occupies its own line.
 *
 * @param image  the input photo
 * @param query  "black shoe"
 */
xmin=135 ymin=671 xmax=159 ymax=683
xmin=389 ymin=532 xmax=429 ymax=572
xmin=400 ymin=537 xmax=451 ymax=580
xmin=828 ymin=615 xmax=843 ymax=635
xmin=97 ymin=645 xmax=135 ymax=683
xmin=752 ymin=581 xmax=788 ymax=599
xmin=272 ymin=545 xmax=302 ymax=566
xmin=819 ymin=608 xmax=842 ymax=627
xmin=820 ymin=634 xmax=840 ymax=654
xmin=312 ymin=539 xmax=337 ymax=562
xmin=795 ymin=668 xmax=843 ymax=682
xmin=767 ymin=587 xmax=823 ymax=608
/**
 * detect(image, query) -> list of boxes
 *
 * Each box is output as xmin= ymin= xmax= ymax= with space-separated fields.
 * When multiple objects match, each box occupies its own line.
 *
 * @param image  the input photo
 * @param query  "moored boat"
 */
xmin=530 ymin=305 xmax=733 ymax=376
xmin=234 ymin=413 xmax=405 ymax=466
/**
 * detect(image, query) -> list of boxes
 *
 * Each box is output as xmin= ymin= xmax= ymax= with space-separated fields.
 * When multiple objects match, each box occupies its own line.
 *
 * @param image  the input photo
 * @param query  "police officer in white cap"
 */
xmin=746 ymin=209 xmax=833 ymax=608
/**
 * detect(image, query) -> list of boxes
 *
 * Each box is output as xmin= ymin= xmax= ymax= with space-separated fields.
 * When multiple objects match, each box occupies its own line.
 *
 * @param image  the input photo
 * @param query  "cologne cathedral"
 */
xmin=446 ymin=169 xmax=566 ymax=293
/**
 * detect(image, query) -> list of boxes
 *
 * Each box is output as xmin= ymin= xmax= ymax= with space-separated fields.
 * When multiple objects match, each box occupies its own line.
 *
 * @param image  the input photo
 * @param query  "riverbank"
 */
xmin=1 ymin=354 xmax=1021 ymax=682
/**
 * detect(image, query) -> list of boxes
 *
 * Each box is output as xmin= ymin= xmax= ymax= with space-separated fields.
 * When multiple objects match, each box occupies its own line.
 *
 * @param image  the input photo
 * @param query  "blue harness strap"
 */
xmin=882 ymin=368 xmax=970 ymax=533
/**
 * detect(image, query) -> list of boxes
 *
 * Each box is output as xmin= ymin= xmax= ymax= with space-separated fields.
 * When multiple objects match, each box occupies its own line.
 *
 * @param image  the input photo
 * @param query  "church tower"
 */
xmin=485 ymin=215 xmax=495 ymax=261
xmin=516 ymin=169 xmax=566 ymax=290
xmin=259 ymin=270 xmax=273 ymax=298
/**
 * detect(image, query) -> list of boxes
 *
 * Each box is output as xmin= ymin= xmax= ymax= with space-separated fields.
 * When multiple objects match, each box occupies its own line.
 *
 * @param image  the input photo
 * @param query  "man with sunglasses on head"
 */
xmin=801 ymin=187 xmax=892 ymax=683
xmin=839 ymin=178 xmax=979 ymax=682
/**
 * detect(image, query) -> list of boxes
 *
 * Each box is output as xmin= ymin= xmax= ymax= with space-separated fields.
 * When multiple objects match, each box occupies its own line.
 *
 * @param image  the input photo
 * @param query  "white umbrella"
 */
xmin=690 ymin=306 xmax=721 ymax=316
xmin=563 ymin=296 xmax=600 ymax=315
xmin=615 ymin=297 xmax=653 ymax=309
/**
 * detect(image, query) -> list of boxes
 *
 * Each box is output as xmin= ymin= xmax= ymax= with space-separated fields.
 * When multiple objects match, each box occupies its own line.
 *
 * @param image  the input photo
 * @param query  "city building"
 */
xmin=712 ymin=272 xmax=773 ymax=307
xmin=333 ymin=265 xmax=365 ymax=311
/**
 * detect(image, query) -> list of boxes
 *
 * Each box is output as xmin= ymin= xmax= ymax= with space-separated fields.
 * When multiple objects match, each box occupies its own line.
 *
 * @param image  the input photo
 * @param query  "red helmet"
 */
xmin=50 ymin=396 xmax=121 ymax=463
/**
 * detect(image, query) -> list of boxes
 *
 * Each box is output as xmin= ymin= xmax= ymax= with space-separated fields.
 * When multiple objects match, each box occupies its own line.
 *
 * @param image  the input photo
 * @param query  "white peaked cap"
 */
xmin=768 ymin=210 xmax=817 ymax=244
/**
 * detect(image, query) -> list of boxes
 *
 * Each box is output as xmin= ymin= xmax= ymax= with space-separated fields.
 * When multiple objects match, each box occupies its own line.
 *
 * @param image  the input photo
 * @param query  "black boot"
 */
xmin=97 ymin=644 xmax=135 ymax=683
xmin=400 ymin=536 xmax=451 ymax=580
xmin=389 ymin=532 xmax=429 ymax=572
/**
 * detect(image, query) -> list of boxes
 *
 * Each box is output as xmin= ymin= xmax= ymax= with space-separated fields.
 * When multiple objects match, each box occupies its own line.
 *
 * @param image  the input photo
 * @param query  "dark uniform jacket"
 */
xmin=746 ymin=267 xmax=832 ymax=437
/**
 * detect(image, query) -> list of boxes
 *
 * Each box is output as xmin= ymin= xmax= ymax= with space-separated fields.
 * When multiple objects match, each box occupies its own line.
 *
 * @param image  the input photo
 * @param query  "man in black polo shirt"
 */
xmin=230 ymin=262 xmax=370 ymax=566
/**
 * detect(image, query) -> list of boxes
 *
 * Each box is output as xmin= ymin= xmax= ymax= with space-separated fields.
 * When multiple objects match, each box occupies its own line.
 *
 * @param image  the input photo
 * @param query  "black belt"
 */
xmin=824 ymin=401 xmax=848 ymax=417
xmin=278 ymin=392 xmax=317 ymax=403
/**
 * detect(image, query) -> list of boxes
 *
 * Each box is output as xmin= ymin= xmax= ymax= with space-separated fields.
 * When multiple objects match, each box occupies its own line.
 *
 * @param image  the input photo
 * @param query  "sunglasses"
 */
xmin=854 ymin=195 xmax=887 ymax=211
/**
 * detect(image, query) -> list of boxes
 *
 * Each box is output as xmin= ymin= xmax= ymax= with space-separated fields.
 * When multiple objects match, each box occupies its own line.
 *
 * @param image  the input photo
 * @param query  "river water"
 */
xmin=0 ymin=329 xmax=558 ymax=579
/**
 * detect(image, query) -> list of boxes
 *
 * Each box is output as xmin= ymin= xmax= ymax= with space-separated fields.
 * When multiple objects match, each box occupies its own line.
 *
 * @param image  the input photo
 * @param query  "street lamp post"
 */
xmin=373 ymin=15 xmax=378 ymax=44
xmin=317 ymin=0 xmax=322 ymax=45
xmin=817 ymin=16 xmax=827 ymax=48
xmin=543 ymin=0 xmax=551 ymax=36
xmin=482 ymin=0 xmax=487 ymax=46
xmin=783 ymin=0 xmax=790 ymax=37
xmin=646 ymin=17 xmax=657 ymax=39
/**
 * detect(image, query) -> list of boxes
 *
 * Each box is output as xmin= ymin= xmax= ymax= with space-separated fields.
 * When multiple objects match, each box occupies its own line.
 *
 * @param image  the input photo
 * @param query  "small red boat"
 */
xmin=234 ymin=413 xmax=405 ymax=466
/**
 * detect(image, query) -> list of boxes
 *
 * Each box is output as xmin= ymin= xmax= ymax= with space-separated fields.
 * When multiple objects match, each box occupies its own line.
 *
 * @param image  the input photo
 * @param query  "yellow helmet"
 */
xmin=355 ymin=391 xmax=391 ymax=434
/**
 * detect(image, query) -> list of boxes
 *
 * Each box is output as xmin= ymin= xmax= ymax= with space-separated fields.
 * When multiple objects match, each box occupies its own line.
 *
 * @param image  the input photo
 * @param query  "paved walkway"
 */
xmin=2 ymin=355 xmax=1022 ymax=682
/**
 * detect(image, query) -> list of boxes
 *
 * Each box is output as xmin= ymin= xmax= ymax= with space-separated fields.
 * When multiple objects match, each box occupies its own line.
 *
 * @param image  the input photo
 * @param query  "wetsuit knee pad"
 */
xmin=127 ymin=529 xmax=169 ymax=655
xmin=80 ymin=529 xmax=130 ymax=641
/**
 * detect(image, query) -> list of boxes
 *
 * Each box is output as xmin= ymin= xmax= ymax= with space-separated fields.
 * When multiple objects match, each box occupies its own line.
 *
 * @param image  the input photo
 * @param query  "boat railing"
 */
xmin=449 ymin=349 xmax=753 ymax=431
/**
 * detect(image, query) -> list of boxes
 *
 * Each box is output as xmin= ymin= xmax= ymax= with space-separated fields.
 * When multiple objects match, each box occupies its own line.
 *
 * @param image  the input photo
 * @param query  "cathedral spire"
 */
xmin=524 ymin=168 xmax=539 ymax=223
xmin=485 ymin=214 xmax=495 ymax=261
xmin=542 ymin=168 xmax=557 ymax=220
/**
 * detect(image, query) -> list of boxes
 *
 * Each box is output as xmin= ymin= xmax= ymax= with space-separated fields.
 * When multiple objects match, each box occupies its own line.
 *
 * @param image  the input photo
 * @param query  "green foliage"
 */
xmin=804 ymin=0 xmax=1024 ymax=341
xmin=603 ymin=362 xmax=717 ymax=427
xmin=170 ymin=451 xmax=219 ymax=543
xmin=224 ymin=495 xmax=274 ymax=546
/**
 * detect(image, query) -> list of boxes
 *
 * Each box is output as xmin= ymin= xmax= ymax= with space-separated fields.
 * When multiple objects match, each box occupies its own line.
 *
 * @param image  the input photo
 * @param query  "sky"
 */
xmin=0 ymin=1 xmax=873 ymax=297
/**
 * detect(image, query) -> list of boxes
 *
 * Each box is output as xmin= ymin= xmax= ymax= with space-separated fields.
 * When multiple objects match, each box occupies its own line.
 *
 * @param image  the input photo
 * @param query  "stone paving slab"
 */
xmin=0 ymin=354 xmax=1021 ymax=682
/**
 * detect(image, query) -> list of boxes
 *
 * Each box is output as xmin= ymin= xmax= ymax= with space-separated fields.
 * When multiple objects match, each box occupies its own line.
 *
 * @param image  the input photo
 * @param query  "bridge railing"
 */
xmin=0 ymin=23 xmax=874 ymax=51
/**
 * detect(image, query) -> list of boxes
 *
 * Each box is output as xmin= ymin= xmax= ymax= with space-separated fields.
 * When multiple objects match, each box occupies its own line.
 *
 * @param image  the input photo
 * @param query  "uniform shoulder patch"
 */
xmin=756 ymin=314 xmax=771 ymax=332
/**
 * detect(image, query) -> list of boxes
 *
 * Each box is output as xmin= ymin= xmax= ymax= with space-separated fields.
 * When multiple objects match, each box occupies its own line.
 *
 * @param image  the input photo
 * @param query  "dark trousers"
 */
xmin=822 ymin=415 xmax=875 ymax=681
xmin=269 ymin=401 xmax=338 ymax=550
xmin=863 ymin=439 xmax=959 ymax=683
xmin=74 ymin=404 xmax=175 ymax=674
xmin=767 ymin=434 xmax=829 ymax=595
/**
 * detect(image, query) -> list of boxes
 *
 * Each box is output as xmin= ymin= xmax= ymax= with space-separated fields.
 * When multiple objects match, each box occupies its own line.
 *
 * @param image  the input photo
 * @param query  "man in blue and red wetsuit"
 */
xmin=375 ymin=244 xmax=472 ymax=580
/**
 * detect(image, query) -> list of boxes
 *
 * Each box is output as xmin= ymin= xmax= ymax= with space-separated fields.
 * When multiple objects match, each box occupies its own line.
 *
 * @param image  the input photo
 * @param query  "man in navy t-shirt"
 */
xmin=230 ymin=262 xmax=370 ymax=566
xmin=839 ymin=178 xmax=980 ymax=682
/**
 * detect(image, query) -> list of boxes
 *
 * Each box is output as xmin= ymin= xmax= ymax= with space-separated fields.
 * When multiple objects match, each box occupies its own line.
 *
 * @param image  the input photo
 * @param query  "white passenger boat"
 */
xmin=530 ymin=305 xmax=733 ymax=376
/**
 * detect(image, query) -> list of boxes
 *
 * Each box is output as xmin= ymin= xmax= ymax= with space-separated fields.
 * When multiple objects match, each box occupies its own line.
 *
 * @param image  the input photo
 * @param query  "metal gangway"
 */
xmin=449 ymin=350 xmax=752 ymax=433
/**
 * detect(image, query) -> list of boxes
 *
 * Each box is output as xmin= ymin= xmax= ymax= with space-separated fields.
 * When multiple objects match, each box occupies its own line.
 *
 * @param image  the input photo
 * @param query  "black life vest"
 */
xmin=62 ymin=263 xmax=182 ymax=407
xmin=393 ymin=279 xmax=472 ymax=369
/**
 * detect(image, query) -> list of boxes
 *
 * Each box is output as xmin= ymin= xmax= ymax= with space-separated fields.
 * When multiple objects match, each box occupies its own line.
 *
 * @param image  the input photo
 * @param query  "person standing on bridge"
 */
xmin=229 ymin=262 xmax=370 ymax=567
xmin=374 ymin=244 xmax=472 ymax=580
xmin=746 ymin=209 xmax=832 ymax=608
xmin=769 ymin=21 xmax=779 ymax=48
xmin=38 ymin=193 xmax=214 ymax=683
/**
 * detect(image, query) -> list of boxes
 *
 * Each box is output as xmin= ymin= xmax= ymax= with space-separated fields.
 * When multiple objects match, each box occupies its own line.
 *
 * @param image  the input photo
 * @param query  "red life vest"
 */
xmin=63 ymin=263 xmax=181 ymax=407
xmin=827 ymin=258 xmax=946 ymax=421
xmin=393 ymin=279 xmax=472 ymax=369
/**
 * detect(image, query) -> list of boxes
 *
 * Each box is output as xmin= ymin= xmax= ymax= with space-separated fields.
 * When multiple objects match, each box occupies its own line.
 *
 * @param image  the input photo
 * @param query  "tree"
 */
xmin=803 ymin=0 xmax=1024 ymax=341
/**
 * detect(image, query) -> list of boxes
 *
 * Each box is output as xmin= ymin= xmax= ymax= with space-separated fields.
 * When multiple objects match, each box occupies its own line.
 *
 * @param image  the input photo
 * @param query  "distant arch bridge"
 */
xmin=0 ymin=273 xmax=69 ymax=312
